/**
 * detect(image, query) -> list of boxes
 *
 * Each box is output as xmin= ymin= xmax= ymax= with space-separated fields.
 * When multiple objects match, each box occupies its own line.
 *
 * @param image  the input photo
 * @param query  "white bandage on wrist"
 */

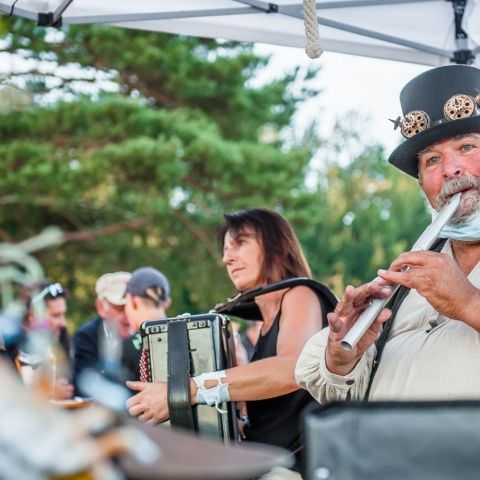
xmin=193 ymin=370 xmax=230 ymax=410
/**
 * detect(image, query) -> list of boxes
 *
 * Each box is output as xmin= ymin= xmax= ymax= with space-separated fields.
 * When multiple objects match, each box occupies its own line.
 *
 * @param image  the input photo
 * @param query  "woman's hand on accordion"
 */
xmin=126 ymin=381 xmax=170 ymax=424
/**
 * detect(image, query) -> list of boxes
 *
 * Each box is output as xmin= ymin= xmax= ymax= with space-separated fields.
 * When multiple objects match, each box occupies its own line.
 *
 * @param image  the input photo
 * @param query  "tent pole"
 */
xmin=449 ymin=0 xmax=475 ymax=64
xmin=4 ymin=0 xmax=74 ymax=25
xmin=233 ymin=0 xmax=279 ymax=12
xmin=63 ymin=7 xmax=262 ymax=25
xmin=37 ymin=0 xmax=73 ymax=26
xmin=281 ymin=0 xmax=438 ymax=10
xmin=283 ymin=10 xmax=452 ymax=58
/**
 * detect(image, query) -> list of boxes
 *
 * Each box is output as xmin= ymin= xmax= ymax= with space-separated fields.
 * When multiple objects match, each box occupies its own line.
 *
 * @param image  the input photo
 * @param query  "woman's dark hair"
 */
xmin=219 ymin=208 xmax=311 ymax=285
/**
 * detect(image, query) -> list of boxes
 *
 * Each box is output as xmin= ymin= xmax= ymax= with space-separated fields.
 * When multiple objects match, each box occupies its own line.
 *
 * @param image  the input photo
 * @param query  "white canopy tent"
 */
xmin=0 ymin=0 xmax=480 ymax=67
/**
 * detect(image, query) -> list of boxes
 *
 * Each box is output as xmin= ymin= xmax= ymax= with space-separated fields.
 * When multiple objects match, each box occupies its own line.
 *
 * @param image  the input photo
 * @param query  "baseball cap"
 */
xmin=95 ymin=272 xmax=131 ymax=305
xmin=126 ymin=267 xmax=170 ymax=304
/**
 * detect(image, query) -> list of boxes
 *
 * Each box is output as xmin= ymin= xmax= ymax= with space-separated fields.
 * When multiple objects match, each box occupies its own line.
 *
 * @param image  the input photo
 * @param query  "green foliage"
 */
xmin=0 ymin=20 xmax=430 ymax=328
xmin=0 ymin=18 xmax=317 ymax=141
xmin=0 ymin=97 xmax=315 ymax=324
xmin=300 ymin=142 xmax=429 ymax=292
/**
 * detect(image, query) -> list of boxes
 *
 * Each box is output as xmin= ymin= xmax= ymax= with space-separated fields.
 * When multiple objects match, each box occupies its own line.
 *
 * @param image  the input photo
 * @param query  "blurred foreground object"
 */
xmin=306 ymin=401 xmax=480 ymax=480
xmin=0 ymin=230 xmax=292 ymax=479
xmin=121 ymin=419 xmax=293 ymax=480
xmin=0 ymin=358 xmax=291 ymax=480
xmin=0 ymin=228 xmax=64 ymax=365
xmin=0 ymin=227 xmax=68 ymax=397
xmin=0 ymin=360 xmax=127 ymax=479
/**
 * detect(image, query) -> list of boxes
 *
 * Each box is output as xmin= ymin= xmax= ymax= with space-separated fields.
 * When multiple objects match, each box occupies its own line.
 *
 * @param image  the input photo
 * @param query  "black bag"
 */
xmin=305 ymin=400 xmax=480 ymax=480
xmin=215 ymin=277 xmax=338 ymax=328
xmin=140 ymin=313 xmax=237 ymax=443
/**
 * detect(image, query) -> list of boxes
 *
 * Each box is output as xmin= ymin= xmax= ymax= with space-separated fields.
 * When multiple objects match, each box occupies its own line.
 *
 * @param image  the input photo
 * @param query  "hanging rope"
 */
xmin=303 ymin=0 xmax=323 ymax=59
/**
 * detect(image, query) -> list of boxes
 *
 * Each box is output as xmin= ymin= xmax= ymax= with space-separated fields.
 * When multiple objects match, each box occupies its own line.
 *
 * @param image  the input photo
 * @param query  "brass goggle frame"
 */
xmin=397 ymin=94 xmax=480 ymax=139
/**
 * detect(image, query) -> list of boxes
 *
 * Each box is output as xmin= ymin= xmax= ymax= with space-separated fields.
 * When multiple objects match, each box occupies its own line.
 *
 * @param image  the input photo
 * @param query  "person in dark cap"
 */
xmin=122 ymin=267 xmax=171 ymax=381
xmin=296 ymin=64 xmax=480 ymax=402
xmin=124 ymin=267 xmax=171 ymax=332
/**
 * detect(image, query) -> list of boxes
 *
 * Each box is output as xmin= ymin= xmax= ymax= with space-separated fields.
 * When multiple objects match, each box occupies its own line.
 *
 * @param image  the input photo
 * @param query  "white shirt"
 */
xmin=295 ymin=241 xmax=480 ymax=402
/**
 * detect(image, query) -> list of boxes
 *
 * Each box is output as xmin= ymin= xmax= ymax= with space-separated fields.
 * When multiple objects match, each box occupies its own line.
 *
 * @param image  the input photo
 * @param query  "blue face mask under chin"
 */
xmin=439 ymin=211 xmax=480 ymax=241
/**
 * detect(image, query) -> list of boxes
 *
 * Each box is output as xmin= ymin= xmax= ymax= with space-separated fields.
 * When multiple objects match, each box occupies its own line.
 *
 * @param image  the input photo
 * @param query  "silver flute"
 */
xmin=341 ymin=192 xmax=462 ymax=351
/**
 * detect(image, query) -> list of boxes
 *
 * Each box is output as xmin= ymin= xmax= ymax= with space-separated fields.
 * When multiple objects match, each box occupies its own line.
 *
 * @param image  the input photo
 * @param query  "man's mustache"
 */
xmin=437 ymin=176 xmax=480 ymax=207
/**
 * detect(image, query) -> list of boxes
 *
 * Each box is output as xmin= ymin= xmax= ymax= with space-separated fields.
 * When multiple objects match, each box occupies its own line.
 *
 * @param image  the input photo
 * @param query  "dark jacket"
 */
xmin=122 ymin=332 xmax=142 ymax=382
xmin=72 ymin=316 xmax=104 ymax=396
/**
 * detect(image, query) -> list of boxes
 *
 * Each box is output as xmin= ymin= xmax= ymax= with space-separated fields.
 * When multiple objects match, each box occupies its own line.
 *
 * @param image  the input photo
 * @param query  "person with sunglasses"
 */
xmin=20 ymin=282 xmax=74 ymax=400
xmin=41 ymin=283 xmax=71 ymax=361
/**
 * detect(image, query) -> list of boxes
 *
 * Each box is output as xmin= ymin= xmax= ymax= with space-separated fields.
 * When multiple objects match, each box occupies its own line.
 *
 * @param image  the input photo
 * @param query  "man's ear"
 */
xmin=163 ymin=297 xmax=172 ymax=311
xmin=95 ymin=298 xmax=106 ymax=317
xmin=131 ymin=295 xmax=140 ymax=310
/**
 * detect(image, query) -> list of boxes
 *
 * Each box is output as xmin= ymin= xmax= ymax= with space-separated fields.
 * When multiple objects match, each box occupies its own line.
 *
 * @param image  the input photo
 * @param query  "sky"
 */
xmin=254 ymin=44 xmax=430 ymax=152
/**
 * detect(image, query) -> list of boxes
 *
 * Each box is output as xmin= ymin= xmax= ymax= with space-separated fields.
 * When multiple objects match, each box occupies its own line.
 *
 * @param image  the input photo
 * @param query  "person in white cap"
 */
xmin=72 ymin=271 xmax=131 ymax=396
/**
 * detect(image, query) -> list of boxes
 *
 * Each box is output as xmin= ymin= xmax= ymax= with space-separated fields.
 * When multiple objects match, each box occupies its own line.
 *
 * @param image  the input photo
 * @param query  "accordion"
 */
xmin=140 ymin=313 xmax=237 ymax=443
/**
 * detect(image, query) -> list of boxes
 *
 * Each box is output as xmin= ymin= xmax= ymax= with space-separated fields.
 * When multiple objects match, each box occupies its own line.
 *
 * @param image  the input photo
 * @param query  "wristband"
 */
xmin=193 ymin=370 xmax=230 ymax=410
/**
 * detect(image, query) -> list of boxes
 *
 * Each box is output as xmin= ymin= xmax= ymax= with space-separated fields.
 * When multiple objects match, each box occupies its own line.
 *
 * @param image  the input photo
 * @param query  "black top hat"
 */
xmin=388 ymin=65 xmax=480 ymax=178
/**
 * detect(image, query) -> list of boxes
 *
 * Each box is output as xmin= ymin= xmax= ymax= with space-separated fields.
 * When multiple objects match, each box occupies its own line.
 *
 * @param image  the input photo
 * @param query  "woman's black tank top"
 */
xmin=243 ymin=295 xmax=316 ymax=463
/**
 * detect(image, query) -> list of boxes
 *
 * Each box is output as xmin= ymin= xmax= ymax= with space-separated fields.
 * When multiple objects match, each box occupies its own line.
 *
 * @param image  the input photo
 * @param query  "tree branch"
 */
xmin=0 ymin=195 xmax=18 ymax=205
xmin=120 ymin=70 xmax=181 ymax=108
xmin=0 ymin=195 xmax=86 ymax=230
xmin=0 ymin=229 xmax=13 ymax=242
xmin=63 ymin=218 xmax=147 ymax=243
xmin=174 ymin=210 xmax=218 ymax=261
xmin=5 ymin=70 xmax=99 ymax=83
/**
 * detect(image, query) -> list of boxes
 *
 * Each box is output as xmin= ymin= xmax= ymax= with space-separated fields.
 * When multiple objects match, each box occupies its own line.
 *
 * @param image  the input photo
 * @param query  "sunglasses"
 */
xmin=33 ymin=282 xmax=65 ymax=303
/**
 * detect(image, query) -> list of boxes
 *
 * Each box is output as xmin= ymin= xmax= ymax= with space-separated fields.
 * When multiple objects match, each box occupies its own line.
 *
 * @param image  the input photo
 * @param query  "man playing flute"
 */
xmin=296 ymin=64 xmax=480 ymax=402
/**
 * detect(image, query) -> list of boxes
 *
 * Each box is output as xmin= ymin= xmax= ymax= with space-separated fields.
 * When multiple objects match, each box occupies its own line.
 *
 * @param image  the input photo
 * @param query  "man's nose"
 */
xmin=443 ymin=155 xmax=464 ymax=179
xmin=55 ymin=316 xmax=67 ymax=328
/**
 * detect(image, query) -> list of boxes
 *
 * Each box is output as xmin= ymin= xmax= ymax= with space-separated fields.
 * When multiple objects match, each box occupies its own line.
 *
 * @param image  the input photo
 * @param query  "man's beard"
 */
xmin=436 ymin=176 xmax=480 ymax=224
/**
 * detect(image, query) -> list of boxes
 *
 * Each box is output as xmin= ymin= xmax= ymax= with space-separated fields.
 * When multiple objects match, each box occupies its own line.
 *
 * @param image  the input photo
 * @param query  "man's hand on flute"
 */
xmin=378 ymin=250 xmax=480 ymax=331
xmin=325 ymin=281 xmax=392 ymax=376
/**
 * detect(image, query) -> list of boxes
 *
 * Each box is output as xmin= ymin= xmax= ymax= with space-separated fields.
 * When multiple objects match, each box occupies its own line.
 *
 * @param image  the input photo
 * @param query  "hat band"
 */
xmin=394 ymin=94 xmax=480 ymax=139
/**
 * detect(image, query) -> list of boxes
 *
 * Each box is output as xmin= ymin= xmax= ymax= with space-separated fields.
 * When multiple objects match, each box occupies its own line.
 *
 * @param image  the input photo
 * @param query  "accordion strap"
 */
xmin=167 ymin=320 xmax=196 ymax=430
xmin=215 ymin=277 xmax=337 ymax=328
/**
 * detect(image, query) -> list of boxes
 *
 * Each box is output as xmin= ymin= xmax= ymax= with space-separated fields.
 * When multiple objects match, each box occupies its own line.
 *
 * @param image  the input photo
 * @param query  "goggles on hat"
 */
xmin=393 ymin=94 xmax=480 ymax=139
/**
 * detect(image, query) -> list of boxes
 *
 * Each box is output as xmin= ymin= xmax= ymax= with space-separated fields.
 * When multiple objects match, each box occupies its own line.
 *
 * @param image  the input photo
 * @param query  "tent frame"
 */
xmin=1 ymin=0 xmax=477 ymax=64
